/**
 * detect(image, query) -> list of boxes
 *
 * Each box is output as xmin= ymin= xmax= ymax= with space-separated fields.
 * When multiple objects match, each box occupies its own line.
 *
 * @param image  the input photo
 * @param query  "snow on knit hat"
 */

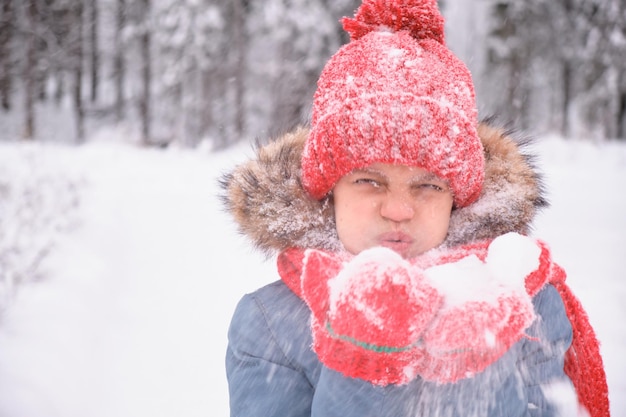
xmin=301 ymin=0 xmax=484 ymax=207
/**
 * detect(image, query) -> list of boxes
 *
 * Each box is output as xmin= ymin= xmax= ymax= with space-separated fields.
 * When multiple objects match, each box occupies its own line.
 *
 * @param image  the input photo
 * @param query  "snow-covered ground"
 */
xmin=0 ymin=130 xmax=624 ymax=417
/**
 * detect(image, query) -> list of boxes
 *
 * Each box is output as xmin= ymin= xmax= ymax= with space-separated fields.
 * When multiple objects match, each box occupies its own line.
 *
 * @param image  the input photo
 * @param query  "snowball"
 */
xmin=424 ymin=254 xmax=497 ymax=307
xmin=486 ymin=232 xmax=541 ymax=289
xmin=424 ymin=233 xmax=540 ymax=307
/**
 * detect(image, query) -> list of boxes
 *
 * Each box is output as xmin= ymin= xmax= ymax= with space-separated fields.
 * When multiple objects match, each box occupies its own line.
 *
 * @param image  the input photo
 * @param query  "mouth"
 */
xmin=377 ymin=232 xmax=414 ymax=255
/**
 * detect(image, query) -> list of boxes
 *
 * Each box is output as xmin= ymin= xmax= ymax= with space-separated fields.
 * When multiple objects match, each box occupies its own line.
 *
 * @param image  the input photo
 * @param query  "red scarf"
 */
xmin=277 ymin=234 xmax=610 ymax=417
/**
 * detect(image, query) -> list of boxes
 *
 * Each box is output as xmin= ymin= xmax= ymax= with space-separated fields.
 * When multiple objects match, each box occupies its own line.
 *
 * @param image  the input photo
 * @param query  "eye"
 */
xmin=420 ymin=183 xmax=444 ymax=192
xmin=354 ymin=178 xmax=382 ymax=188
xmin=412 ymin=182 xmax=449 ymax=193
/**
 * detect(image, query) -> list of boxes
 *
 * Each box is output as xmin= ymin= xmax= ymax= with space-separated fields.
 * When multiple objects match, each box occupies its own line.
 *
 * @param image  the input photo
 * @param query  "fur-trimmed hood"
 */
xmin=219 ymin=121 xmax=547 ymax=256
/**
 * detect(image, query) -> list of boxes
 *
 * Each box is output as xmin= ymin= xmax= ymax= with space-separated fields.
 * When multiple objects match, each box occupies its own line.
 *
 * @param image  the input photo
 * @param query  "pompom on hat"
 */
xmin=301 ymin=0 xmax=484 ymax=207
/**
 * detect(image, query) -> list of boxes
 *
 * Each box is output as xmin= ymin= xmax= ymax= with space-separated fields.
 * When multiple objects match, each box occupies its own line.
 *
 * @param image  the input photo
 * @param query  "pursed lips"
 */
xmin=377 ymin=231 xmax=413 ymax=254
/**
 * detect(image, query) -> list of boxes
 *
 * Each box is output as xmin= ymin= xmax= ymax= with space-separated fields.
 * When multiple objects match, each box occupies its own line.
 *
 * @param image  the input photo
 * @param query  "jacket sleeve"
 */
xmin=519 ymin=284 xmax=575 ymax=416
xmin=226 ymin=292 xmax=315 ymax=417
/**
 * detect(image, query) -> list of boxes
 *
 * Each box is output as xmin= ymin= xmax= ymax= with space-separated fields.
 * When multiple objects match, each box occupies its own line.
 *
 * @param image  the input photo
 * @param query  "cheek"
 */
xmin=334 ymin=200 xmax=359 ymax=232
xmin=334 ymin=198 xmax=377 ymax=252
xmin=335 ymin=198 xmax=377 ymax=224
xmin=413 ymin=198 xmax=451 ymax=229
xmin=426 ymin=202 xmax=452 ymax=236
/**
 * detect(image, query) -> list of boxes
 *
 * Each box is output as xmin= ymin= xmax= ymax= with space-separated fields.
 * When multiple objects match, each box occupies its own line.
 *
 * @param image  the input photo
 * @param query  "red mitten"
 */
xmin=282 ymin=233 xmax=552 ymax=385
xmin=419 ymin=233 xmax=543 ymax=382
xmin=327 ymin=248 xmax=442 ymax=352
xmin=300 ymin=249 xmax=344 ymax=323
xmin=301 ymin=247 xmax=443 ymax=384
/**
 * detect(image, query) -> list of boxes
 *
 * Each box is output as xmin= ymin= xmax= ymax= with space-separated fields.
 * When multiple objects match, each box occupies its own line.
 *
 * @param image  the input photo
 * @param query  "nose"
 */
xmin=379 ymin=191 xmax=415 ymax=222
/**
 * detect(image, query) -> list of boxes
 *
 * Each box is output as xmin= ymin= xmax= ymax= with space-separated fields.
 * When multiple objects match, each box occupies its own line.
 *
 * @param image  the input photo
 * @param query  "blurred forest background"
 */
xmin=0 ymin=0 xmax=625 ymax=148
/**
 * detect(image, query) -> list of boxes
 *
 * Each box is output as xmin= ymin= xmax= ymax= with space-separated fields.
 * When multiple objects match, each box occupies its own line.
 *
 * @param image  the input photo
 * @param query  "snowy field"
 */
xmin=0 ymin=129 xmax=625 ymax=417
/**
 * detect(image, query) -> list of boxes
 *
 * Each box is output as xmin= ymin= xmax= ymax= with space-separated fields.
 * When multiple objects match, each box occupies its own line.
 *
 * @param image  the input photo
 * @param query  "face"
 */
xmin=332 ymin=163 xmax=454 ymax=259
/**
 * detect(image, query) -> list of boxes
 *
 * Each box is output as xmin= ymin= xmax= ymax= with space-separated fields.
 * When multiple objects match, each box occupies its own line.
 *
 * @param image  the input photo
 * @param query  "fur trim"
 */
xmin=219 ymin=128 xmax=340 ymax=256
xmin=444 ymin=122 xmax=548 ymax=247
xmin=219 ymin=122 xmax=548 ymax=255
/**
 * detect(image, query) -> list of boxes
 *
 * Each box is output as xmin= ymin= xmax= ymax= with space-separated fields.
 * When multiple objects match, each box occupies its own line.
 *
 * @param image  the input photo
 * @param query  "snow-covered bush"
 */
xmin=0 ymin=146 xmax=80 ymax=313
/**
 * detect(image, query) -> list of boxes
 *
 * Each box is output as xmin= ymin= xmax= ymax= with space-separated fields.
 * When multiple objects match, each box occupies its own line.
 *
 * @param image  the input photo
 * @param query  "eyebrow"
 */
xmin=351 ymin=167 xmax=385 ymax=176
xmin=350 ymin=168 xmax=447 ymax=184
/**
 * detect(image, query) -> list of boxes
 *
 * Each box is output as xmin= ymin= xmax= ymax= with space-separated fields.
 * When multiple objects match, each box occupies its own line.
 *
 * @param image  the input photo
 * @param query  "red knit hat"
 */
xmin=301 ymin=0 xmax=484 ymax=207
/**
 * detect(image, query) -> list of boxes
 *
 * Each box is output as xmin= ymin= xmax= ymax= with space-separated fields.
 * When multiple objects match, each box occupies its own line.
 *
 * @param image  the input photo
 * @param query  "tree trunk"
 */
xmin=232 ymin=0 xmax=246 ymax=142
xmin=200 ymin=68 xmax=213 ymax=144
xmin=54 ymin=71 xmax=64 ymax=104
xmin=114 ymin=0 xmax=125 ymax=122
xmin=49 ymin=3 xmax=71 ymax=106
xmin=23 ymin=0 xmax=38 ymax=139
xmin=618 ymin=91 xmax=626 ymax=140
xmin=561 ymin=61 xmax=572 ymax=138
xmin=35 ymin=0 xmax=50 ymax=102
xmin=139 ymin=0 xmax=151 ymax=145
xmin=74 ymin=1 xmax=85 ymax=142
xmin=506 ymin=52 xmax=522 ymax=126
xmin=0 ymin=0 xmax=13 ymax=111
xmin=89 ymin=0 xmax=98 ymax=102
